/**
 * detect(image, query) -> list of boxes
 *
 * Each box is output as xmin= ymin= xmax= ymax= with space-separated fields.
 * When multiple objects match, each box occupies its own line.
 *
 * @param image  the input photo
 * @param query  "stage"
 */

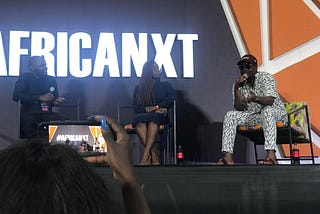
xmin=94 ymin=164 xmax=320 ymax=214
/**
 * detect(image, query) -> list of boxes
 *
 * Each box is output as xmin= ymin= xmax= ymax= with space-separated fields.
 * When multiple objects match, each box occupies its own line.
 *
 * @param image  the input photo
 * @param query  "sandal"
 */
xmin=151 ymin=151 xmax=160 ymax=165
xmin=139 ymin=155 xmax=151 ymax=165
xmin=260 ymin=157 xmax=277 ymax=165
xmin=215 ymin=158 xmax=234 ymax=165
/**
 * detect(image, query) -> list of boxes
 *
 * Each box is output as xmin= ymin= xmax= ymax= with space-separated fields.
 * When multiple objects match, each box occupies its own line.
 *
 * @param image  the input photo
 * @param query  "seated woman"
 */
xmin=132 ymin=60 xmax=175 ymax=165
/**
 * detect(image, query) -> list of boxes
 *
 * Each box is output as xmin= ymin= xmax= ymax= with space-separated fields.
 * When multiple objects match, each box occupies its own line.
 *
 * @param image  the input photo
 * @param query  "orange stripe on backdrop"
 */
xmin=269 ymin=0 xmax=320 ymax=58
xmin=274 ymin=53 xmax=320 ymax=136
xmin=229 ymin=0 xmax=262 ymax=63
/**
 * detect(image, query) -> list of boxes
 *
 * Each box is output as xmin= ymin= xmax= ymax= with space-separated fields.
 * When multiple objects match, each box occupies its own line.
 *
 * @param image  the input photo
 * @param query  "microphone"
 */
xmin=241 ymin=73 xmax=248 ymax=85
xmin=242 ymin=73 xmax=248 ymax=81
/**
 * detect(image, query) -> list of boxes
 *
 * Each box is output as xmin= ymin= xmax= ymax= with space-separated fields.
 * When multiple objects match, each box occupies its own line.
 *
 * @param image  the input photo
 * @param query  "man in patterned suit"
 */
xmin=217 ymin=54 xmax=287 ymax=165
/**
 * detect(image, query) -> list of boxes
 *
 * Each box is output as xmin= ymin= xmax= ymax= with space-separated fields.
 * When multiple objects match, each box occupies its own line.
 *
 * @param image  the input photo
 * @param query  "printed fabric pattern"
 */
xmin=284 ymin=101 xmax=310 ymax=141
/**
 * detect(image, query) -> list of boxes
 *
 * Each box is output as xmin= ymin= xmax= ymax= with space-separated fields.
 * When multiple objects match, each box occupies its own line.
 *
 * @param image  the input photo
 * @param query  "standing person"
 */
xmin=13 ymin=56 xmax=66 ymax=139
xmin=216 ymin=54 xmax=287 ymax=165
xmin=132 ymin=60 xmax=175 ymax=165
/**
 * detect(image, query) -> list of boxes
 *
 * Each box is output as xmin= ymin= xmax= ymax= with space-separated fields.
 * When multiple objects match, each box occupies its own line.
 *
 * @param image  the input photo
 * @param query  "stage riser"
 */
xmin=94 ymin=165 xmax=320 ymax=214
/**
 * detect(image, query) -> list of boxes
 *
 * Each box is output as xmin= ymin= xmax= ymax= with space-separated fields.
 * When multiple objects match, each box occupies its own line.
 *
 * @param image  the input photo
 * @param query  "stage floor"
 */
xmin=94 ymin=164 xmax=320 ymax=214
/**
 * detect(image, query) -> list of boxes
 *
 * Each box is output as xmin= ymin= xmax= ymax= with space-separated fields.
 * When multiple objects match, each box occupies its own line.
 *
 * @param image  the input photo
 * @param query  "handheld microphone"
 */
xmin=242 ymin=73 xmax=248 ymax=85
xmin=237 ymin=73 xmax=248 ymax=87
xmin=242 ymin=73 xmax=248 ymax=81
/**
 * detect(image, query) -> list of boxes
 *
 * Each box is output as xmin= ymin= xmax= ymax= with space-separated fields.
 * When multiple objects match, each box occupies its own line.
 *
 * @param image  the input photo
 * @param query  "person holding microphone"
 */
xmin=216 ymin=54 xmax=287 ymax=165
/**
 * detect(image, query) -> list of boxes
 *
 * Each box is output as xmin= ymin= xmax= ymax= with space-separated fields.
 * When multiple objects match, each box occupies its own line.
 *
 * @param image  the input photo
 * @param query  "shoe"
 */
xmin=139 ymin=154 xmax=151 ymax=165
xmin=151 ymin=150 xmax=160 ymax=165
xmin=214 ymin=158 xmax=234 ymax=165
xmin=259 ymin=158 xmax=277 ymax=165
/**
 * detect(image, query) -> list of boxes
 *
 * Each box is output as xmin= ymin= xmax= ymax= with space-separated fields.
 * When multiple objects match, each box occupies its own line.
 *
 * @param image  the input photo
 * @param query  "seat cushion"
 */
xmin=238 ymin=121 xmax=285 ymax=131
xmin=237 ymin=101 xmax=308 ymax=140
xmin=124 ymin=124 xmax=165 ymax=130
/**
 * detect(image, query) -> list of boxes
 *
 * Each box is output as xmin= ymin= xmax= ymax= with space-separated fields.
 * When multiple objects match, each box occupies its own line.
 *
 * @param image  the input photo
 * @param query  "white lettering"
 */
xmin=93 ymin=33 xmax=120 ymax=77
xmin=9 ymin=31 xmax=30 ymax=76
xmin=177 ymin=34 xmax=198 ymax=78
xmin=69 ymin=32 xmax=92 ymax=78
xmin=0 ymin=32 xmax=7 ymax=76
xmin=152 ymin=33 xmax=177 ymax=78
xmin=31 ymin=31 xmax=56 ymax=76
xmin=56 ymin=32 xmax=68 ymax=77
xmin=122 ymin=33 xmax=148 ymax=77
xmin=2 ymin=31 xmax=198 ymax=78
xmin=56 ymin=134 xmax=89 ymax=142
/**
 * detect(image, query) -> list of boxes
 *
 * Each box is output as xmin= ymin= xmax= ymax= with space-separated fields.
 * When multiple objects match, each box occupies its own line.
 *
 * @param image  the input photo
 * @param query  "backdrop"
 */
xmin=0 ymin=0 xmax=319 ymax=162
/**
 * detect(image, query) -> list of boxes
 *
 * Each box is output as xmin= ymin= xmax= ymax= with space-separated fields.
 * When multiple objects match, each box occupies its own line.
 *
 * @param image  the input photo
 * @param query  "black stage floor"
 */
xmin=94 ymin=165 xmax=320 ymax=214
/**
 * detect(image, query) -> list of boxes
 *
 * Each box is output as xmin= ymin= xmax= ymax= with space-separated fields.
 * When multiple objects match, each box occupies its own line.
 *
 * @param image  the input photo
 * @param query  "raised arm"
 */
xmin=94 ymin=115 xmax=151 ymax=214
xmin=233 ymin=76 xmax=247 ymax=111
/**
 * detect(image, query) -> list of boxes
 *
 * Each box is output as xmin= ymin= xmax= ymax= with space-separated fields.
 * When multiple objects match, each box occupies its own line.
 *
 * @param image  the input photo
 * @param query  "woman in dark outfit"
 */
xmin=132 ymin=60 xmax=175 ymax=165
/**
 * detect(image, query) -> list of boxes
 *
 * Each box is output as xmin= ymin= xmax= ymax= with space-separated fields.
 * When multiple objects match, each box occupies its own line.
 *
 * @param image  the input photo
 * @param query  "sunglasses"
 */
xmin=239 ymin=63 xmax=252 ymax=70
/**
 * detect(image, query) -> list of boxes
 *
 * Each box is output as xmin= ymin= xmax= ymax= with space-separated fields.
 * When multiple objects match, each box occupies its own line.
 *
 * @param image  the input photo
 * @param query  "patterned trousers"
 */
xmin=221 ymin=106 xmax=287 ymax=153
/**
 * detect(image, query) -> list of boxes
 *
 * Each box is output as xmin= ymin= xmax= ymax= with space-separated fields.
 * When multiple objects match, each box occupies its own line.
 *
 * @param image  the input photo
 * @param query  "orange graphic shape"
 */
xmin=275 ymin=53 xmax=320 ymax=135
xmin=48 ymin=125 xmax=57 ymax=142
xmin=89 ymin=126 xmax=107 ymax=148
xmin=229 ymin=0 xmax=262 ymax=64
xmin=269 ymin=0 xmax=320 ymax=57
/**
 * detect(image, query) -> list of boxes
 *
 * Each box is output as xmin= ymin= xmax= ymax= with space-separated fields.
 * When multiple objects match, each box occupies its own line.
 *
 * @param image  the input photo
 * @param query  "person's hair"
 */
xmin=137 ymin=60 xmax=157 ymax=105
xmin=28 ymin=55 xmax=44 ymax=69
xmin=0 ymin=138 xmax=124 ymax=214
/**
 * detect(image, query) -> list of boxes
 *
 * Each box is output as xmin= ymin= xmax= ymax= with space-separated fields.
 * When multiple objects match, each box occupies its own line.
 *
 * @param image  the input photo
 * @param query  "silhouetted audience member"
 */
xmin=13 ymin=56 xmax=66 ymax=139
xmin=0 ymin=116 xmax=151 ymax=214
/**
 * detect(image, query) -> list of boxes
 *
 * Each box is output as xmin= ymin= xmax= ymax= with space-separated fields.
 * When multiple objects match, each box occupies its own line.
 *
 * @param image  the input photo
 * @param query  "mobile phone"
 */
xmin=87 ymin=115 xmax=109 ymax=131
xmin=87 ymin=115 xmax=96 ymax=121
